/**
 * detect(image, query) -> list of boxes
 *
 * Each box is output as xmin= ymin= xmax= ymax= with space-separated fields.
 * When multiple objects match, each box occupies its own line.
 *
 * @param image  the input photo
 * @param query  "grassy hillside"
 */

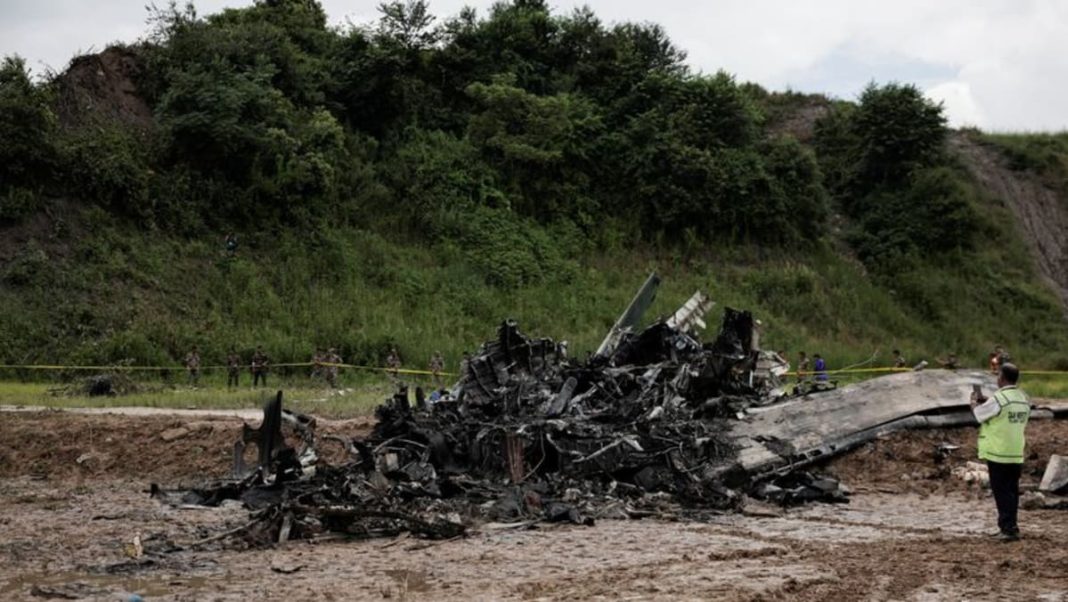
xmin=3 ymin=191 xmax=1067 ymax=378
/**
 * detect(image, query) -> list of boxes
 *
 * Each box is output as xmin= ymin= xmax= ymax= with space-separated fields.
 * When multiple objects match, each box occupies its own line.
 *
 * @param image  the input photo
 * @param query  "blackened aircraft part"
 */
xmin=595 ymin=271 xmax=661 ymax=358
xmin=177 ymin=299 xmax=807 ymax=548
xmin=167 ymin=281 xmax=1057 ymax=549
xmin=232 ymin=392 xmax=286 ymax=478
xmin=232 ymin=392 xmax=318 ymax=481
xmin=546 ymin=377 xmax=578 ymax=417
xmin=709 ymin=308 xmax=755 ymax=362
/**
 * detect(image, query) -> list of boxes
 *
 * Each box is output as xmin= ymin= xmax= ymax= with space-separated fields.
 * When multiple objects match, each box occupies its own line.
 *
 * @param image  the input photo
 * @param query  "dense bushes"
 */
xmin=815 ymin=82 xmax=981 ymax=270
xmin=0 ymin=0 xmax=996 ymax=288
xmin=0 ymin=57 xmax=55 ymax=222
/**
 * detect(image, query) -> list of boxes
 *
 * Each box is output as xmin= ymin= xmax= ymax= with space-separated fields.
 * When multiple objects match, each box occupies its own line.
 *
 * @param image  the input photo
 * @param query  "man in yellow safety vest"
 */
xmin=970 ymin=362 xmax=1030 ymax=542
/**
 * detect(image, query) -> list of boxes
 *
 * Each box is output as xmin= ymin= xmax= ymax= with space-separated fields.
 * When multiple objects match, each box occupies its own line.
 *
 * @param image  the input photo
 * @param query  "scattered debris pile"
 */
xmin=48 ymin=370 xmax=141 ymax=397
xmin=158 ymin=277 xmax=848 ymax=548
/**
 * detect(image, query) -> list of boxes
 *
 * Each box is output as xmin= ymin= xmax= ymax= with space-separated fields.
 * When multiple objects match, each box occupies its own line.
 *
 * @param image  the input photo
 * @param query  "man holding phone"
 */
xmin=970 ymin=363 xmax=1031 ymax=542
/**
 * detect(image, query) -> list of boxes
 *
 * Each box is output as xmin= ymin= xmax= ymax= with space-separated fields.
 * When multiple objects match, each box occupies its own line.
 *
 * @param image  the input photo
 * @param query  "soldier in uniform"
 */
xmin=429 ymin=351 xmax=445 ymax=387
xmin=325 ymin=347 xmax=341 ymax=388
xmin=184 ymin=346 xmax=201 ymax=387
xmin=311 ymin=348 xmax=324 ymax=381
xmin=226 ymin=349 xmax=241 ymax=388
xmin=796 ymin=351 xmax=810 ymax=383
xmin=892 ymin=349 xmax=907 ymax=369
xmin=386 ymin=347 xmax=402 ymax=379
xmin=251 ymin=346 xmax=269 ymax=387
xmin=939 ymin=353 xmax=960 ymax=370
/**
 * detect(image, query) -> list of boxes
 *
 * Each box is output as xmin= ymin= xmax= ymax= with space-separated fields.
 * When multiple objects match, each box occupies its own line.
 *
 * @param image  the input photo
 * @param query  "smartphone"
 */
xmin=972 ymin=384 xmax=982 ymax=399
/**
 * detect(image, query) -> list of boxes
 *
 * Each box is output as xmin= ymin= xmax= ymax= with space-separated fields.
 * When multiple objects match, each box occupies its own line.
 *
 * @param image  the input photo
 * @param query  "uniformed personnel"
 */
xmin=386 ymin=347 xmax=401 ymax=378
xmin=892 ymin=349 xmax=907 ymax=369
xmin=971 ymin=362 xmax=1030 ymax=542
xmin=429 ymin=351 xmax=445 ymax=387
xmin=184 ymin=346 xmax=201 ymax=387
xmin=226 ymin=349 xmax=241 ymax=388
xmin=325 ymin=347 xmax=341 ymax=388
xmin=251 ymin=346 xmax=269 ymax=387
xmin=796 ymin=351 xmax=810 ymax=383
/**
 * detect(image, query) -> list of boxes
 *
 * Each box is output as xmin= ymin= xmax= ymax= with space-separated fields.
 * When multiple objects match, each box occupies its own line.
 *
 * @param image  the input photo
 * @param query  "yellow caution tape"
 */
xmin=0 ymin=363 xmax=1063 ymax=378
xmin=795 ymin=367 xmax=1068 ymax=376
xmin=0 ymin=362 xmax=455 ymax=377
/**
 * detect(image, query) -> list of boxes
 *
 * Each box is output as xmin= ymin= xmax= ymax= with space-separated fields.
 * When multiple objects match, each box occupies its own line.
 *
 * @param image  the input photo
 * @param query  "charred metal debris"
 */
xmin=158 ymin=274 xmax=846 ymax=547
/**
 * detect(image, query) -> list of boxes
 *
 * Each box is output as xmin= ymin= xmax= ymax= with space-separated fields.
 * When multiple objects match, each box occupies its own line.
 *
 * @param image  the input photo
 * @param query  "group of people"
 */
xmin=783 ymin=346 xmax=1004 ymax=382
xmin=892 ymin=349 xmax=960 ymax=371
xmin=311 ymin=348 xmax=343 ymax=388
xmin=183 ymin=346 xmax=452 ymax=389
xmin=183 ymin=346 xmax=270 ymax=388
xmin=784 ymin=351 xmax=829 ymax=382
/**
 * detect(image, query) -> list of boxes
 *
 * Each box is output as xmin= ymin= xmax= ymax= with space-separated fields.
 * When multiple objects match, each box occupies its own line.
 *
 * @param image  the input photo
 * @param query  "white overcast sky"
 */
xmin=2 ymin=0 xmax=1066 ymax=131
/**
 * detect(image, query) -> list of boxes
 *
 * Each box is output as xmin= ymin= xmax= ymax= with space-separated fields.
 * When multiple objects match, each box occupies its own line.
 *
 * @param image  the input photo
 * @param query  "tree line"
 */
xmin=1 ymin=0 xmax=981 ymax=284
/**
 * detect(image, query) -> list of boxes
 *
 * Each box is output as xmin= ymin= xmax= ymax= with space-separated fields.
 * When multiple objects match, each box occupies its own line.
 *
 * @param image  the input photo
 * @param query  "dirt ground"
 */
xmin=1 ymin=412 xmax=1066 ymax=601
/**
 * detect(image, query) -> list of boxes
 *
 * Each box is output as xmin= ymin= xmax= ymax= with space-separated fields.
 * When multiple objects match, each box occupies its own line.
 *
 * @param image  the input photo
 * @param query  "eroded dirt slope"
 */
xmin=950 ymin=131 xmax=1068 ymax=311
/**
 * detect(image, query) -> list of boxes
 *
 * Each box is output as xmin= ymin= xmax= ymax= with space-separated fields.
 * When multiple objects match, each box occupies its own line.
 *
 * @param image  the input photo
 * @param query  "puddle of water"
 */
xmin=2 ymin=569 xmax=213 ymax=599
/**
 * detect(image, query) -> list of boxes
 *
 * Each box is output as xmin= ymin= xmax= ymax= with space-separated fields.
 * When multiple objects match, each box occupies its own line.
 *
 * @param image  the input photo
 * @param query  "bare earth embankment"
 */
xmin=1 ymin=412 xmax=1066 ymax=601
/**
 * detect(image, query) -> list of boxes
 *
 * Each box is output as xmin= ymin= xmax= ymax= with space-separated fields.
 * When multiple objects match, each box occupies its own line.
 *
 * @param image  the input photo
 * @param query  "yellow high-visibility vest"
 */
xmin=978 ymin=386 xmax=1030 ymax=464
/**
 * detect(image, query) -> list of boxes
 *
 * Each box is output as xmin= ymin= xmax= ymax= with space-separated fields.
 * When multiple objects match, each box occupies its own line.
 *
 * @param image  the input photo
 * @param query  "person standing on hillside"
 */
xmin=971 ymin=362 xmax=1030 ymax=542
xmin=989 ymin=346 xmax=1011 ymax=374
xmin=325 ymin=347 xmax=341 ymax=388
xmin=938 ymin=353 xmax=960 ymax=370
xmin=796 ymin=351 xmax=810 ymax=382
xmin=226 ymin=349 xmax=241 ymax=389
xmin=892 ymin=349 xmax=907 ymax=369
xmin=251 ymin=346 xmax=269 ymax=387
xmin=386 ymin=347 xmax=402 ymax=380
xmin=311 ymin=348 xmax=324 ymax=381
xmin=224 ymin=232 xmax=238 ymax=258
xmin=184 ymin=346 xmax=201 ymax=387
xmin=813 ymin=354 xmax=828 ymax=381
xmin=429 ymin=351 xmax=445 ymax=387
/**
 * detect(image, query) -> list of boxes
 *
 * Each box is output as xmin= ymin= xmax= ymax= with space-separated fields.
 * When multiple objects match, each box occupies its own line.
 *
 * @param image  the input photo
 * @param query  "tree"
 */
xmin=465 ymin=78 xmax=602 ymax=222
xmin=377 ymin=0 xmax=439 ymax=50
xmin=852 ymin=82 xmax=947 ymax=193
xmin=0 ymin=56 xmax=55 ymax=190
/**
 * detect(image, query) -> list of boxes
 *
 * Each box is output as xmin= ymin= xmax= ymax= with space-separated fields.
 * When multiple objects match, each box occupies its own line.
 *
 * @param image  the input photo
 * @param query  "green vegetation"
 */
xmin=2 ymin=0 xmax=1068 ymax=403
xmin=0 ymin=380 xmax=388 ymax=417
xmin=980 ymin=131 xmax=1068 ymax=194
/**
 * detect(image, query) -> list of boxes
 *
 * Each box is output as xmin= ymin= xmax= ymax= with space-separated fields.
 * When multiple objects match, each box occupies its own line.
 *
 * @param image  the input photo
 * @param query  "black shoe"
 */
xmin=996 ymin=532 xmax=1020 ymax=542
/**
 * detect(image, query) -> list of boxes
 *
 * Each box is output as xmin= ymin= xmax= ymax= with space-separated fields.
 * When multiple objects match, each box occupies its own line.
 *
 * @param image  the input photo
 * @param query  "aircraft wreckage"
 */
xmin=157 ymin=273 xmax=1068 ymax=547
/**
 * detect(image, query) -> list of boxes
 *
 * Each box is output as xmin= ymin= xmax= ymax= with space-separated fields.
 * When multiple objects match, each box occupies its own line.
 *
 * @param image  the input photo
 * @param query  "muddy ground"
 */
xmin=1 ymin=412 xmax=1066 ymax=601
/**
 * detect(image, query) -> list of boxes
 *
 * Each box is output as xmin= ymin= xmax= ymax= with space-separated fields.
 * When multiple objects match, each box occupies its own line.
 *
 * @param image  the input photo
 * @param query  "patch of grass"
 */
xmin=0 ymin=377 xmax=394 ymax=417
xmin=979 ymin=131 xmax=1068 ymax=193
xmin=4 ymin=171 xmax=1068 ymax=406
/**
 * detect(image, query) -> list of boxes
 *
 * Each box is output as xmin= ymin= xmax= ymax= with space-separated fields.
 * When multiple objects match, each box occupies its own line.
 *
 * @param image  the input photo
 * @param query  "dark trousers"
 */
xmin=987 ymin=461 xmax=1022 ymax=535
xmin=227 ymin=371 xmax=239 ymax=388
xmin=253 ymin=371 xmax=267 ymax=387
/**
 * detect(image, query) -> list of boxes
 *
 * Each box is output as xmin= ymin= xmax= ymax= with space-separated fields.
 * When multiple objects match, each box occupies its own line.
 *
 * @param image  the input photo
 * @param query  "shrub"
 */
xmin=58 ymin=124 xmax=153 ymax=222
